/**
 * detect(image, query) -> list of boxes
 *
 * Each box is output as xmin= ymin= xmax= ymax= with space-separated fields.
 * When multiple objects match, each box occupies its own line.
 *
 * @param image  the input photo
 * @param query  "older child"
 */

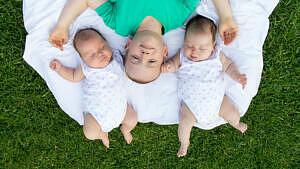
xmin=50 ymin=28 xmax=137 ymax=148
xmin=162 ymin=15 xmax=247 ymax=157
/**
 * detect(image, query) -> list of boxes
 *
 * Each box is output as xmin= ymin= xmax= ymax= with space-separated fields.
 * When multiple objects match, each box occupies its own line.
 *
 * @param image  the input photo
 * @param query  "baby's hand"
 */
xmin=219 ymin=18 xmax=238 ymax=45
xmin=49 ymin=26 xmax=69 ymax=51
xmin=236 ymin=74 xmax=247 ymax=89
xmin=161 ymin=61 xmax=176 ymax=73
xmin=50 ymin=59 xmax=62 ymax=72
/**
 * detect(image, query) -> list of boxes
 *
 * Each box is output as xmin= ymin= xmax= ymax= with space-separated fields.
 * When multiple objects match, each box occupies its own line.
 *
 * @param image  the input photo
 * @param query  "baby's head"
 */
xmin=74 ymin=28 xmax=112 ymax=68
xmin=124 ymin=30 xmax=167 ymax=83
xmin=184 ymin=15 xmax=217 ymax=62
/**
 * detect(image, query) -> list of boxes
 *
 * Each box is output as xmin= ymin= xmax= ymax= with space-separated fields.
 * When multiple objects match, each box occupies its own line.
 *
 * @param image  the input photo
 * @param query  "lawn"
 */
xmin=0 ymin=0 xmax=299 ymax=168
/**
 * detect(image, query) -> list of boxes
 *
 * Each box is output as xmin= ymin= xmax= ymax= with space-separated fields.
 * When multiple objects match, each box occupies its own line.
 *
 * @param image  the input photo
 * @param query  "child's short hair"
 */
xmin=185 ymin=15 xmax=217 ymax=42
xmin=73 ymin=28 xmax=106 ymax=53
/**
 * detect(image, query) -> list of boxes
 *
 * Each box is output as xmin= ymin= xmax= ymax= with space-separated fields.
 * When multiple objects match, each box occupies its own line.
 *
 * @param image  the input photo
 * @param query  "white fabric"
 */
xmin=22 ymin=0 xmax=278 ymax=125
xmin=178 ymin=47 xmax=226 ymax=129
xmin=81 ymin=51 xmax=127 ymax=132
xmin=126 ymin=73 xmax=180 ymax=124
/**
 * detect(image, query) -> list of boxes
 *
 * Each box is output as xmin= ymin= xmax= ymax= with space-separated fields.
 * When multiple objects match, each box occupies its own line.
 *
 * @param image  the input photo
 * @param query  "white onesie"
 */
xmin=177 ymin=46 xmax=226 ymax=130
xmin=81 ymin=50 xmax=127 ymax=132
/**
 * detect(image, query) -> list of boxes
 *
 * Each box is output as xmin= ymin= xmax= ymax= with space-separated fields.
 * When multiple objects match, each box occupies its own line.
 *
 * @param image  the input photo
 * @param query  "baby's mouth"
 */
xmin=190 ymin=55 xmax=199 ymax=61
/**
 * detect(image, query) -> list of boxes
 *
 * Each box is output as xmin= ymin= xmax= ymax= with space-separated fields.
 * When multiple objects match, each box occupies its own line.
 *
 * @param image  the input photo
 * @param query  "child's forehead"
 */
xmin=77 ymin=29 xmax=105 ymax=41
xmin=185 ymin=32 xmax=213 ymax=43
xmin=78 ymin=35 xmax=106 ymax=47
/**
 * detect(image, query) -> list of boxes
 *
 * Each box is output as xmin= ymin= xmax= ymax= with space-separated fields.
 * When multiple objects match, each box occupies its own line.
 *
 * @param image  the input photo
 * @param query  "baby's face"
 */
xmin=184 ymin=32 xmax=215 ymax=62
xmin=125 ymin=31 xmax=167 ymax=83
xmin=77 ymin=35 xmax=112 ymax=68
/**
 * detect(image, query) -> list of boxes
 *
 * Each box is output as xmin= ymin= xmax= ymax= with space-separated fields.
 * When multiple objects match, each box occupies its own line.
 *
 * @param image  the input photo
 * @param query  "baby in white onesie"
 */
xmin=50 ymin=28 xmax=137 ymax=148
xmin=162 ymin=15 xmax=248 ymax=157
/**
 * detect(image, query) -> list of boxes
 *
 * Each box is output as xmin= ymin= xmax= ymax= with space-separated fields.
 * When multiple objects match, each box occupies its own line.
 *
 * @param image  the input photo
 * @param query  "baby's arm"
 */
xmin=50 ymin=59 xmax=85 ymax=82
xmin=212 ymin=0 xmax=238 ymax=45
xmin=161 ymin=53 xmax=181 ymax=73
xmin=49 ymin=0 xmax=107 ymax=50
xmin=220 ymin=53 xmax=247 ymax=88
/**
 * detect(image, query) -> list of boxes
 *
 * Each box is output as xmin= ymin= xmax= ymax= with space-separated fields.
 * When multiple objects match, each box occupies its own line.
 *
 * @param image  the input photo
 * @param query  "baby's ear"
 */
xmin=163 ymin=44 xmax=168 ymax=59
xmin=124 ymin=38 xmax=133 ymax=50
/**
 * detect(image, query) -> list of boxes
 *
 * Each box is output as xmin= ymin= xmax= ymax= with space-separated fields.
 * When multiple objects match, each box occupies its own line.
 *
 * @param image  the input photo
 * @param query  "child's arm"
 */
xmin=50 ymin=59 xmax=85 ymax=82
xmin=220 ymin=53 xmax=247 ymax=88
xmin=212 ymin=0 xmax=238 ymax=45
xmin=161 ymin=53 xmax=181 ymax=73
xmin=49 ymin=0 xmax=107 ymax=50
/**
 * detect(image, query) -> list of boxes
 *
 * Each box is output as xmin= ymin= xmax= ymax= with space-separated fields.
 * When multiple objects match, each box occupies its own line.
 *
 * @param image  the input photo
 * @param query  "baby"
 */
xmin=161 ymin=15 xmax=248 ymax=157
xmin=50 ymin=28 xmax=137 ymax=148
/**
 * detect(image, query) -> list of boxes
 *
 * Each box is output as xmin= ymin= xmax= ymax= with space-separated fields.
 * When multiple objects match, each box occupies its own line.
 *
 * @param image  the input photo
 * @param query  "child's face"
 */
xmin=125 ymin=31 xmax=167 ymax=83
xmin=77 ymin=35 xmax=112 ymax=68
xmin=184 ymin=32 xmax=215 ymax=62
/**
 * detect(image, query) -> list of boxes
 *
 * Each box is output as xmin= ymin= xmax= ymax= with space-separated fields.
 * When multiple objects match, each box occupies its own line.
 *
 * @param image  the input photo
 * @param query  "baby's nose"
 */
xmin=191 ymin=47 xmax=197 ymax=52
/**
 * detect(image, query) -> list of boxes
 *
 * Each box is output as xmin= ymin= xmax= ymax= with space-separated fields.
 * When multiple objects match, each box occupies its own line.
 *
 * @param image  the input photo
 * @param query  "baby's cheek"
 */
xmin=183 ymin=49 xmax=191 ymax=57
xmin=104 ymin=49 xmax=112 ymax=55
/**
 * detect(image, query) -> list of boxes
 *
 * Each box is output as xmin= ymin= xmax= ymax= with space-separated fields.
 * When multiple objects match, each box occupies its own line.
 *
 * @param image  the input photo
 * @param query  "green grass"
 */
xmin=0 ymin=0 xmax=299 ymax=168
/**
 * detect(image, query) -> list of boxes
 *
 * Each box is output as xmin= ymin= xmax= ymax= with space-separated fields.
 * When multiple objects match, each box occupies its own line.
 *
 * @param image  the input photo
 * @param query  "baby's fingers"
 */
xmin=49 ymin=61 xmax=57 ymax=70
xmin=161 ymin=64 xmax=169 ymax=73
xmin=224 ymin=29 xmax=238 ymax=45
xmin=49 ymin=36 xmax=65 ymax=51
xmin=238 ymin=74 xmax=247 ymax=89
xmin=50 ymin=59 xmax=60 ymax=70
xmin=165 ymin=63 xmax=176 ymax=73
xmin=54 ymin=39 xmax=64 ymax=51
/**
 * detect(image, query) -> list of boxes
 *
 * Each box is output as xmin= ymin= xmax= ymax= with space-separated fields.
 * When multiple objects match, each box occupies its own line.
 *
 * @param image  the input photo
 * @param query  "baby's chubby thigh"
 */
xmin=83 ymin=113 xmax=103 ymax=140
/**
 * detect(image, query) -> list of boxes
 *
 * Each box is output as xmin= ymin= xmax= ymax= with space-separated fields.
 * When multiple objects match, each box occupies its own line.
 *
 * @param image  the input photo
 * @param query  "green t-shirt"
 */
xmin=95 ymin=0 xmax=199 ymax=36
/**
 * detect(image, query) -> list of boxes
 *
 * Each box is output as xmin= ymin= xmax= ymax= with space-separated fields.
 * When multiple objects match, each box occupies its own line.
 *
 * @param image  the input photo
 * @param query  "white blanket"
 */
xmin=23 ymin=0 xmax=278 ymax=125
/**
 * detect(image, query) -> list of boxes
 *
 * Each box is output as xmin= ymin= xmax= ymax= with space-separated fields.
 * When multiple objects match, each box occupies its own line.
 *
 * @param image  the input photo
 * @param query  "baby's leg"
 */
xmin=219 ymin=96 xmax=248 ymax=133
xmin=83 ymin=114 xmax=109 ymax=148
xmin=177 ymin=103 xmax=196 ymax=157
xmin=120 ymin=104 xmax=137 ymax=144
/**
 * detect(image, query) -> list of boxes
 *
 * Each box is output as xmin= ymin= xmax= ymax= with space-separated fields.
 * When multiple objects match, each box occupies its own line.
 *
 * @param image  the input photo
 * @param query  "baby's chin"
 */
xmin=87 ymin=59 xmax=111 ymax=69
xmin=125 ymin=67 xmax=161 ymax=84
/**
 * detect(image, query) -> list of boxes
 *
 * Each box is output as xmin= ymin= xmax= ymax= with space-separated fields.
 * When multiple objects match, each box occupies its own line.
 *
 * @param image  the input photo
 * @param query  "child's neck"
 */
xmin=137 ymin=16 xmax=163 ymax=35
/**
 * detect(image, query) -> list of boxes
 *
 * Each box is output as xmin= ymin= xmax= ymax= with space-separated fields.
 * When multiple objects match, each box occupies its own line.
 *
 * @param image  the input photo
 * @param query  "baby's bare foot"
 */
xmin=121 ymin=126 xmax=133 ymax=144
xmin=177 ymin=142 xmax=189 ymax=157
xmin=234 ymin=122 xmax=248 ymax=133
xmin=100 ymin=133 xmax=109 ymax=148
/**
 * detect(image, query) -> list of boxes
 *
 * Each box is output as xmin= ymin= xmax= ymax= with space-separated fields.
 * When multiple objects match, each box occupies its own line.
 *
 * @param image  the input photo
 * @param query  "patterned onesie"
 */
xmin=177 ymin=46 xmax=226 ymax=130
xmin=81 ymin=50 xmax=127 ymax=132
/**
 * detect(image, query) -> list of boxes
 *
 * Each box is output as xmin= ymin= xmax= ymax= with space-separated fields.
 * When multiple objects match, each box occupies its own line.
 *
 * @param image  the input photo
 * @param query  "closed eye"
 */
xmin=97 ymin=46 xmax=105 ymax=54
xmin=130 ymin=55 xmax=139 ymax=63
xmin=149 ymin=60 xmax=156 ymax=63
xmin=147 ymin=59 xmax=159 ymax=68
xmin=186 ymin=45 xmax=193 ymax=48
xmin=91 ymin=53 xmax=96 ymax=58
